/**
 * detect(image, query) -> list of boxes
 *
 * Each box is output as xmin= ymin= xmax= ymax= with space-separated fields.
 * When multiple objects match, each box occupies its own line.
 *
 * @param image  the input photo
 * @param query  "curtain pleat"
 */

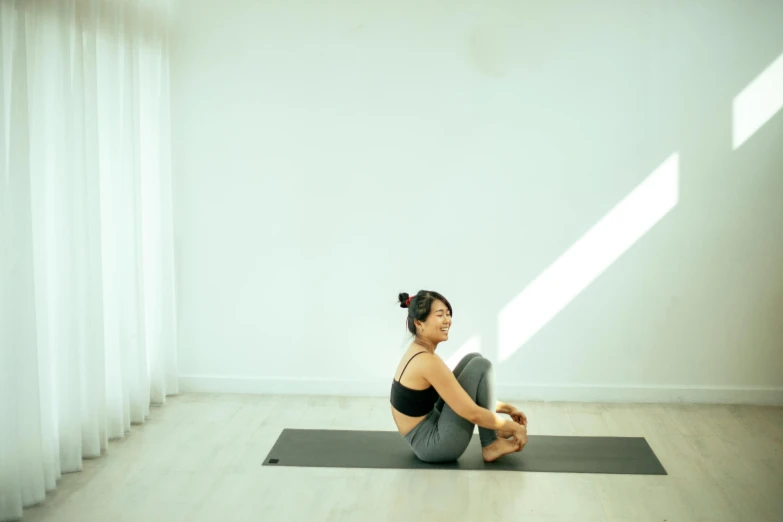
xmin=0 ymin=1 xmax=177 ymax=520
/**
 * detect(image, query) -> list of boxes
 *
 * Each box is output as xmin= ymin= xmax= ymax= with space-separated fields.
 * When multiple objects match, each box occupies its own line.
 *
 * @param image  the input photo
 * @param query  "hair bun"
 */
xmin=398 ymin=292 xmax=410 ymax=308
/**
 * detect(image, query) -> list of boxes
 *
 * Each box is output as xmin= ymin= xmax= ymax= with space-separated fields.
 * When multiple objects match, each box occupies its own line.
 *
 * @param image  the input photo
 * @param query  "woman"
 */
xmin=390 ymin=290 xmax=528 ymax=463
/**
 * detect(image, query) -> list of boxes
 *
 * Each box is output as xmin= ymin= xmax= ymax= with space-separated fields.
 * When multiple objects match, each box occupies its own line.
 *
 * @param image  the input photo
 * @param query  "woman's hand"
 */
xmin=509 ymin=408 xmax=527 ymax=427
xmin=512 ymin=423 xmax=528 ymax=450
xmin=497 ymin=401 xmax=528 ymax=427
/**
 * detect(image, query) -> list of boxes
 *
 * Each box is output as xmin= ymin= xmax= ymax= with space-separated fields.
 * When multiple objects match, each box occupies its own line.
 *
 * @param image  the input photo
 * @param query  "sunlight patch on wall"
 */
xmin=497 ymin=153 xmax=680 ymax=363
xmin=733 ymin=52 xmax=783 ymax=149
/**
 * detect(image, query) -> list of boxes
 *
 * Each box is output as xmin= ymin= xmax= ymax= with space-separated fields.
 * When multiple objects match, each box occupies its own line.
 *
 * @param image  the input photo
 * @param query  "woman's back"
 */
xmin=389 ymin=347 xmax=439 ymax=435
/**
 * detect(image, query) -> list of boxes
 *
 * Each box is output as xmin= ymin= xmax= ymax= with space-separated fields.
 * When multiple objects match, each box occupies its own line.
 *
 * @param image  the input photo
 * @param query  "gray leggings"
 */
xmin=403 ymin=352 xmax=497 ymax=463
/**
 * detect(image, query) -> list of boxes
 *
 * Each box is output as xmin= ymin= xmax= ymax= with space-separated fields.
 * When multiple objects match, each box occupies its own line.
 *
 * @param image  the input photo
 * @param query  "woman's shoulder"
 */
xmin=395 ymin=346 xmax=435 ymax=376
xmin=401 ymin=347 xmax=442 ymax=370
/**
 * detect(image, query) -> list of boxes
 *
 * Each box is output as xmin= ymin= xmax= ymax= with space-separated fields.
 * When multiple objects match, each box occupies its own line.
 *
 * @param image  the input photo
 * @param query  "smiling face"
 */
xmin=415 ymin=299 xmax=452 ymax=345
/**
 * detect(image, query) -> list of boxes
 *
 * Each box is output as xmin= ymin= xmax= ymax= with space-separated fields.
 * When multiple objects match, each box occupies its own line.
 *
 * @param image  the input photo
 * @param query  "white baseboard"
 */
xmin=178 ymin=375 xmax=391 ymax=397
xmin=178 ymin=375 xmax=783 ymax=406
xmin=495 ymin=383 xmax=783 ymax=406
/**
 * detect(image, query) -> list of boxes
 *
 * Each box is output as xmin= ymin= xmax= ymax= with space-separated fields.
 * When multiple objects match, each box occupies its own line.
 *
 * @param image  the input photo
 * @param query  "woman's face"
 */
xmin=418 ymin=299 xmax=452 ymax=343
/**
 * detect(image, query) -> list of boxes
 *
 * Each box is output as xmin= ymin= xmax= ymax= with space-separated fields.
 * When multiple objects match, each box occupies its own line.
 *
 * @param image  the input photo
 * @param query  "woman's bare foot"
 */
xmin=497 ymin=429 xmax=515 ymax=439
xmin=482 ymin=437 xmax=521 ymax=462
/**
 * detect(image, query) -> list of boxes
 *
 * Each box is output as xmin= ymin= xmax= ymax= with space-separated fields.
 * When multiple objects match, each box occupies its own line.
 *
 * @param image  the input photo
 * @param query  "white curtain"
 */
xmin=0 ymin=1 xmax=177 ymax=520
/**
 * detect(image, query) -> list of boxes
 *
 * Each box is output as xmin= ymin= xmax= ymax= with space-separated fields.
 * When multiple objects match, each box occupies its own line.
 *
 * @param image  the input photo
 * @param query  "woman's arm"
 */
xmin=422 ymin=355 xmax=523 ymax=434
xmin=496 ymin=401 xmax=513 ymax=414
xmin=496 ymin=400 xmax=527 ymax=426
xmin=472 ymin=406 xmax=525 ymax=433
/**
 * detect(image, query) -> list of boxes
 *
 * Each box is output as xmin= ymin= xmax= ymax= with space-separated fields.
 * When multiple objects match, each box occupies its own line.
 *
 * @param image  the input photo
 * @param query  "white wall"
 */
xmin=170 ymin=0 xmax=783 ymax=404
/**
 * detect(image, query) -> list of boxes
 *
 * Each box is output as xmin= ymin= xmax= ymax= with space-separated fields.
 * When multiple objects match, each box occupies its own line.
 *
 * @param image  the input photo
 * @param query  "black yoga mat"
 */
xmin=262 ymin=429 xmax=667 ymax=475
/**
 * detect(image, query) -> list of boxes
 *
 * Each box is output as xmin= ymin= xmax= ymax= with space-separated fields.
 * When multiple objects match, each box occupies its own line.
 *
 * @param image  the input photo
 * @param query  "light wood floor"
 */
xmin=20 ymin=394 xmax=783 ymax=522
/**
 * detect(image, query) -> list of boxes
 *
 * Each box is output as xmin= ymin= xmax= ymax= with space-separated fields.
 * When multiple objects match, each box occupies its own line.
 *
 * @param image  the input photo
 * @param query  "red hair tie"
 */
xmin=405 ymin=296 xmax=413 ymax=307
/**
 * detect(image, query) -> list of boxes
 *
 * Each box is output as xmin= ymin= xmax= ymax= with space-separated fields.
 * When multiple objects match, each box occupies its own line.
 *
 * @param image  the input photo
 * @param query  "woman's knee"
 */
xmin=460 ymin=357 xmax=494 ymax=402
xmin=464 ymin=355 xmax=492 ymax=373
xmin=458 ymin=352 xmax=483 ymax=366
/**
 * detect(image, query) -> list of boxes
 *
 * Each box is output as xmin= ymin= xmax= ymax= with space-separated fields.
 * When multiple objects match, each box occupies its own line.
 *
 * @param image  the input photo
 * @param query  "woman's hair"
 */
xmin=398 ymin=290 xmax=453 ymax=336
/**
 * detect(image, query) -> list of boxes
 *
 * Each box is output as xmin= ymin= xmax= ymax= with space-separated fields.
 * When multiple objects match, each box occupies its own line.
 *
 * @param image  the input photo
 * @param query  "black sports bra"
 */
xmin=389 ymin=351 xmax=440 ymax=417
